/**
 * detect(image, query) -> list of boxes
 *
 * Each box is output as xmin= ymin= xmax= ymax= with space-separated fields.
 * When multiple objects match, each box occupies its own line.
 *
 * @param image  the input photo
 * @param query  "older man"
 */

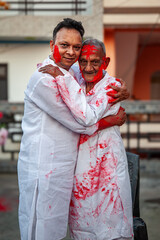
xmin=18 ymin=18 xmax=128 ymax=240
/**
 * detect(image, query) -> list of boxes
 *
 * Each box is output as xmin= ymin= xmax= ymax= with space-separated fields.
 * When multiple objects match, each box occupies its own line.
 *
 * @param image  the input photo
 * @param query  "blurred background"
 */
xmin=0 ymin=0 xmax=160 ymax=239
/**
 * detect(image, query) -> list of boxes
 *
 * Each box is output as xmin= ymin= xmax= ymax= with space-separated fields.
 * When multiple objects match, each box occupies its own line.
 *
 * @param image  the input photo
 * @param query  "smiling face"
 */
xmin=79 ymin=44 xmax=110 ymax=83
xmin=50 ymin=27 xmax=82 ymax=70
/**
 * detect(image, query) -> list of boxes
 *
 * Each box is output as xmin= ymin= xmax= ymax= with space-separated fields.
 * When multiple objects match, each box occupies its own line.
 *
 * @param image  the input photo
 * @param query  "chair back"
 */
xmin=126 ymin=152 xmax=140 ymax=217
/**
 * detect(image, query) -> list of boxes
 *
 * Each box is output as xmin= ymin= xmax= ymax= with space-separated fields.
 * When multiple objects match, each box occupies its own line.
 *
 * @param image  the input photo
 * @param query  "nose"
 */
xmin=85 ymin=62 xmax=93 ymax=71
xmin=67 ymin=46 xmax=75 ymax=56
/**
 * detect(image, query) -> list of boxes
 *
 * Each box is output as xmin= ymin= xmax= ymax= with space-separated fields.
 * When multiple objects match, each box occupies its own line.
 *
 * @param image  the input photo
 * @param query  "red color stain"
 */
xmin=81 ymin=45 xmax=97 ymax=60
xmin=73 ymin=151 xmax=116 ymax=201
xmin=92 ymin=56 xmax=108 ymax=82
xmin=92 ymin=64 xmax=104 ymax=82
xmin=53 ymin=45 xmax=61 ymax=63
xmin=99 ymin=141 xmax=108 ymax=149
xmin=95 ymin=97 xmax=104 ymax=107
xmin=37 ymin=63 xmax=43 ymax=68
xmin=56 ymin=75 xmax=86 ymax=120
xmin=45 ymin=170 xmax=53 ymax=178
xmin=86 ymin=88 xmax=95 ymax=96
xmin=79 ymin=135 xmax=90 ymax=145
xmin=0 ymin=112 xmax=3 ymax=119
xmin=0 ymin=198 xmax=11 ymax=212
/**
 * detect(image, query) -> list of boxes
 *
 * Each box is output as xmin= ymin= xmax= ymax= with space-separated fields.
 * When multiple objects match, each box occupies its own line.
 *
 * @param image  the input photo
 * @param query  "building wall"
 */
xmin=0 ymin=0 xmax=103 ymax=41
xmin=133 ymin=45 xmax=160 ymax=100
xmin=103 ymin=0 xmax=160 ymax=28
xmin=0 ymin=0 xmax=103 ymax=102
xmin=104 ymin=29 xmax=139 ymax=95
xmin=0 ymin=44 xmax=49 ymax=102
xmin=103 ymin=30 xmax=116 ymax=77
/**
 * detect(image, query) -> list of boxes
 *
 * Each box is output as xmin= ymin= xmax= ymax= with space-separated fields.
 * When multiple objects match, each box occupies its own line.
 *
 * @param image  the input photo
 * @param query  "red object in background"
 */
xmin=0 ymin=198 xmax=11 ymax=212
xmin=0 ymin=112 xmax=3 ymax=119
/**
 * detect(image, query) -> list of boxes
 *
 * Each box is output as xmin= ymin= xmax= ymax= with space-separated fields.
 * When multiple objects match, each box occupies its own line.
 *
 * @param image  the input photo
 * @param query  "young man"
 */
xmin=18 ymin=18 xmax=128 ymax=240
xmin=70 ymin=41 xmax=133 ymax=240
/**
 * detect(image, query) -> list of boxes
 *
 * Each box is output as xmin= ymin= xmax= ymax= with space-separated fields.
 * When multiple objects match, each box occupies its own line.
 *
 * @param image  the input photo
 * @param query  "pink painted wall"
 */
xmin=104 ymin=29 xmax=116 ymax=77
xmin=133 ymin=45 xmax=160 ymax=100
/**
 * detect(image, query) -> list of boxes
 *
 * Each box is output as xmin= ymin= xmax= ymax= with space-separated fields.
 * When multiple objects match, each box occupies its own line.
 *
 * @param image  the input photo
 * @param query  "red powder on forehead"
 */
xmin=53 ymin=45 xmax=61 ymax=63
xmin=81 ymin=45 xmax=97 ymax=59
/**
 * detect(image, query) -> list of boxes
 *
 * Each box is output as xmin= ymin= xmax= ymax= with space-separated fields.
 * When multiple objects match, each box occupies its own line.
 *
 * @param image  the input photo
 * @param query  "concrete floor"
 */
xmin=0 ymin=159 xmax=160 ymax=240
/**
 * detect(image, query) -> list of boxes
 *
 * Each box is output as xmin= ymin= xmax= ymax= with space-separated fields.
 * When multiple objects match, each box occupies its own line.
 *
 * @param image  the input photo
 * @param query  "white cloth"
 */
xmin=18 ymin=58 xmax=108 ymax=240
xmin=65 ymin=74 xmax=133 ymax=240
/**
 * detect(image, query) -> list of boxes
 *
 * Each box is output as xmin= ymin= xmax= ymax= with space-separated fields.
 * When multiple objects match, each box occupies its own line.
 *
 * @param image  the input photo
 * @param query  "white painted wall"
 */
xmin=0 ymin=44 xmax=49 ymax=102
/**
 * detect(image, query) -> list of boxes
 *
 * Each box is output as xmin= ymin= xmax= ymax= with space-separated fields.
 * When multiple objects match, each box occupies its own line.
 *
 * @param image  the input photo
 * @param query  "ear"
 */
xmin=50 ymin=40 xmax=54 ymax=52
xmin=103 ymin=57 xmax=110 ymax=70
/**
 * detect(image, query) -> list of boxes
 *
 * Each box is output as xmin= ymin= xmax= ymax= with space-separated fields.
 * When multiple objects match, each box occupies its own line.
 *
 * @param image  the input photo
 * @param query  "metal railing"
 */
xmin=0 ymin=101 xmax=160 ymax=162
xmin=0 ymin=0 xmax=86 ymax=15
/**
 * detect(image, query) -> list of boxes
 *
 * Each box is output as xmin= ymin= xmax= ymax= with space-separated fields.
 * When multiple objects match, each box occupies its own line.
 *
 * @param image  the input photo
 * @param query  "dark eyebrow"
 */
xmin=59 ymin=41 xmax=69 ymax=44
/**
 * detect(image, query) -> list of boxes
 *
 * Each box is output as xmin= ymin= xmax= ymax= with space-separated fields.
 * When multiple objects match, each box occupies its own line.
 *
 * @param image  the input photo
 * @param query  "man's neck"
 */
xmin=85 ymin=72 xmax=106 ymax=93
xmin=86 ymin=82 xmax=96 ymax=94
xmin=49 ymin=55 xmax=70 ymax=71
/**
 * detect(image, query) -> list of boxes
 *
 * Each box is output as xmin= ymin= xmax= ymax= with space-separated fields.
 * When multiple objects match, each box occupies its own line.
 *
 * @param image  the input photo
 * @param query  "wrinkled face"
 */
xmin=79 ymin=45 xmax=109 ymax=83
xmin=50 ymin=27 xmax=82 ymax=70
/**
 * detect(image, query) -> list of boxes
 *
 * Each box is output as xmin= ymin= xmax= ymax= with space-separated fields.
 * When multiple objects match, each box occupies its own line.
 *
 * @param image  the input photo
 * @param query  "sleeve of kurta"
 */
xmin=55 ymin=73 xmax=115 ymax=126
xmin=26 ymin=72 xmax=98 ymax=136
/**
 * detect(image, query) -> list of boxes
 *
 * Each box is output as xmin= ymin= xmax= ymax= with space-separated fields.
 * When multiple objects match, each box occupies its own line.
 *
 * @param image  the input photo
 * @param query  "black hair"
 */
xmin=53 ymin=18 xmax=85 ymax=41
xmin=82 ymin=38 xmax=106 ymax=56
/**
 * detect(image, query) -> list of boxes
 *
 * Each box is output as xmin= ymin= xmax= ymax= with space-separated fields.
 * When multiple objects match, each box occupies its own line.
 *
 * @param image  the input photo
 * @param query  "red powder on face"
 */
xmin=81 ymin=45 xmax=97 ymax=60
xmin=53 ymin=45 xmax=61 ymax=63
xmin=93 ymin=64 xmax=103 ymax=82
xmin=92 ymin=57 xmax=107 ymax=82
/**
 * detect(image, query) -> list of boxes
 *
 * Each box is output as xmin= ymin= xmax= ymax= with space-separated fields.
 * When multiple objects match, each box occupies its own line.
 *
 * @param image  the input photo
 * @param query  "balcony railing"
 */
xmin=0 ymin=101 xmax=160 ymax=162
xmin=0 ymin=0 xmax=87 ymax=15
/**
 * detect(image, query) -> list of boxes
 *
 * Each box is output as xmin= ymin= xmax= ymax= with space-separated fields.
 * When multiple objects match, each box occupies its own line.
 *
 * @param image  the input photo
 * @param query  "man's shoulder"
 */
xmin=104 ymin=72 xmax=120 ymax=86
xmin=70 ymin=63 xmax=79 ymax=73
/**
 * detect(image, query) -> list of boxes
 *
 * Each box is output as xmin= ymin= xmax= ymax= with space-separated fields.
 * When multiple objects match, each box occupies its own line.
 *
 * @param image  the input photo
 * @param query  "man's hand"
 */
xmin=39 ymin=64 xmax=64 ymax=78
xmin=107 ymin=78 xmax=130 ymax=105
xmin=98 ymin=107 xmax=127 ymax=131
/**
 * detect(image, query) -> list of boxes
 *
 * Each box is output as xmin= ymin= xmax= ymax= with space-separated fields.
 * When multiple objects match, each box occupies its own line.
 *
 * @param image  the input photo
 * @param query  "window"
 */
xmin=0 ymin=64 xmax=8 ymax=100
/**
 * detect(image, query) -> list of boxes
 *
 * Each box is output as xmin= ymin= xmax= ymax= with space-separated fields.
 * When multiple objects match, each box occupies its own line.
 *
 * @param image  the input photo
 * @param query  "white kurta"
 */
xmin=18 ymin=58 xmax=114 ymax=240
xmin=55 ymin=72 xmax=133 ymax=240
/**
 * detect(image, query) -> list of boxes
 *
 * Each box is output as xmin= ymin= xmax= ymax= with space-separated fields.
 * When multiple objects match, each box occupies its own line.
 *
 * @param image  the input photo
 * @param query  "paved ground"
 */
xmin=0 ymin=159 xmax=160 ymax=240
